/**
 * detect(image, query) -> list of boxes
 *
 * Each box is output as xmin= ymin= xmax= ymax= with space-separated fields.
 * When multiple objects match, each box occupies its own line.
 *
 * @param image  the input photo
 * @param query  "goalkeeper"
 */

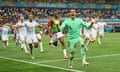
xmin=60 ymin=9 xmax=96 ymax=68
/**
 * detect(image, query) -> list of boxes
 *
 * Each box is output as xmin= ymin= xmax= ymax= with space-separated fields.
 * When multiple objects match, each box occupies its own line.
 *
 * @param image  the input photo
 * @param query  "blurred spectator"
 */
xmin=0 ymin=7 xmax=120 ymax=24
xmin=0 ymin=0 xmax=120 ymax=4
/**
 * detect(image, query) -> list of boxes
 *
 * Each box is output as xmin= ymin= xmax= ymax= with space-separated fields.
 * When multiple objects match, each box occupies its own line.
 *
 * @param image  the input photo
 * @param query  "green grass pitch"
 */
xmin=0 ymin=33 xmax=120 ymax=72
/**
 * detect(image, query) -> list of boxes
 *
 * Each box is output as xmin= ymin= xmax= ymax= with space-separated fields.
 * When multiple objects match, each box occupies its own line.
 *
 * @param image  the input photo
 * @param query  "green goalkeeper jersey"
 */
xmin=60 ymin=18 xmax=91 ymax=40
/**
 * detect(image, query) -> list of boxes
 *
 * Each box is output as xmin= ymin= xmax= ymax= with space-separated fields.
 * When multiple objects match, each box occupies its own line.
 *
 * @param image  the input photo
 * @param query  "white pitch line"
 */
xmin=0 ymin=56 xmax=83 ymax=72
xmin=37 ymin=53 xmax=120 ymax=63
xmin=5 ymin=37 xmax=120 ymax=44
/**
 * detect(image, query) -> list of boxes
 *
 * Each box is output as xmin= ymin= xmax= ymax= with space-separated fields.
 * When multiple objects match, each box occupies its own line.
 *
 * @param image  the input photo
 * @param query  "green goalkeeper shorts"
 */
xmin=68 ymin=37 xmax=84 ymax=52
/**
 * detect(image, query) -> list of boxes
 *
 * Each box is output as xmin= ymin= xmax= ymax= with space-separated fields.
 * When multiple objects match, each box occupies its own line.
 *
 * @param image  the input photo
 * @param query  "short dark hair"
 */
xmin=54 ymin=10 xmax=59 ymax=15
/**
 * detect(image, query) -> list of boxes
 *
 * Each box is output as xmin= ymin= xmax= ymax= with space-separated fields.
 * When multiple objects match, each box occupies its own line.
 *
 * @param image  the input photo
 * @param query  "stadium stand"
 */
xmin=0 ymin=0 xmax=120 ymax=32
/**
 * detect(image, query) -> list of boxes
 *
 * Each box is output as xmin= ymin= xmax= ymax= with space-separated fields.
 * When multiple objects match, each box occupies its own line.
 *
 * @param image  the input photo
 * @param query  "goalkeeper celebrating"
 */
xmin=60 ymin=9 xmax=96 ymax=68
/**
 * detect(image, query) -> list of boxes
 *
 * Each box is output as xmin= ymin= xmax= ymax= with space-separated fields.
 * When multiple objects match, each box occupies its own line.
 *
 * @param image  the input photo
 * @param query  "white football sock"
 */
xmin=98 ymin=37 xmax=101 ymax=44
xmin=63 ymin=49 xmax=67 ymax=56
xmin=23 ymin=43 xmax=28 ymax=53
xmin=39 ymin=42 xmax=43 ymax=51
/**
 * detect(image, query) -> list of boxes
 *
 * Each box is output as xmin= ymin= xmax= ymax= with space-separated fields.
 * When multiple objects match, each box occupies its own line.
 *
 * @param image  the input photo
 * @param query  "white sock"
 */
xmin=16 ymin=40 xmax=18 ymax=44
xmin=21 ymin=43 xmax=24 ymax=48
xmin=23 ymin=44 xmax=28 ymax=53
xmin=32 ymin=43 xmax=34 ymax=48
xmin=63 ymin=49 xmax=67 ymax=56
xmin=19 ymin=40 xmax=21 ymax=44
xmin=98 ymin=37 xmax=101 ymax=44
xmin=6 ymin=41 xmax=9 ymax=46
xmin=39 ymin=42 xmax=43 ymax=51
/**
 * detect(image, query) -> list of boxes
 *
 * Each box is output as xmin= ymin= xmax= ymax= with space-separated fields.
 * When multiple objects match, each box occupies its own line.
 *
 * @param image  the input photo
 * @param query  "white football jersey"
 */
xmin=98 ymin=22 xmax=106 ymax=30
xmin=2 ymin=26 xmax=10 ymax=35
xmin=16 ymin=22 xmax=26 ymax=35
xmin=25 ymin=21 xmax=38 ymax=34
xmin=91 ymin=23 xmax=99 ymax=33
xmin=84 ymin=22 xmax=91 ymax=34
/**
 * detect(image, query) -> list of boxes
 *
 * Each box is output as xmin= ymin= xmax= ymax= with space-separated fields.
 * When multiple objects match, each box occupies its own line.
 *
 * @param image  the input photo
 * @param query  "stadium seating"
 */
xmin=0 ymin=0 xmax=120 ymax=4
xmin=0 ymin=1 xmax=120 ymax=25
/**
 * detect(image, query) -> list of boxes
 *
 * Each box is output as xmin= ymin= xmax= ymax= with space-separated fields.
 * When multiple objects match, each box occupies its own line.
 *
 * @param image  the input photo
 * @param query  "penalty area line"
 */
xmin=0 ymin=56 xmax=83 ymax=72
xmin=37 ymin=53 xmax=120 ymax=63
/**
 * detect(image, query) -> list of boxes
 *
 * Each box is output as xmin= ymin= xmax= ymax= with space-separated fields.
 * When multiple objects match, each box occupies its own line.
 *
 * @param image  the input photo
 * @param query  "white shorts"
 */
xmin=26 ymin=34 xmax=38 ymax=44
xmin=1 ymin=34 xmax=8 ymax=41
xmin=36 ymin=33 xmax=42 ymax=40
xmin=19 ymin=34 xmax=26 ymax=41
xmin=84 ymin=33 xmax=90 ymax=38
xmin=56 ymin=32 xmax=64 ymax=39
xmin=99 ymin=30 xmax=104 ymax=36
xmin=50 ymin=32 xmax=64 ymax=42
xmin=91 ymin=31 xmax=97 ymax=38
xmin=16 ymin=33 xmax=20 ymax=40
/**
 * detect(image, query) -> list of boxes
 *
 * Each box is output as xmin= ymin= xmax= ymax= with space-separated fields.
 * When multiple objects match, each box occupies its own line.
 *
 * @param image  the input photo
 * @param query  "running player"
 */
xmin=83 ymin=16 xmax=91 ymax=49
xmin=1 ymin=23 xmax=11 ymax=48
xmin=48 ymin=11 xmax=68 ymax=59
xmin=98 ymin=18 xmax=107 ymax=44
xmin=13 ymin=22 xmax=20 ymax=46
xmin=25 ymin=14 xmax=42 ymax=59
xmin=35 ymin=16 xmax=44 ymax=52
xmin=85 ymin=17 xmax=99 ymax=48
xmin=90 ymin=17 xmax=99 ymax=42
xmin=15 ymin=15 xmax=28 ymax=53
xmin=60 ymin=9 xmax=96 ymax=68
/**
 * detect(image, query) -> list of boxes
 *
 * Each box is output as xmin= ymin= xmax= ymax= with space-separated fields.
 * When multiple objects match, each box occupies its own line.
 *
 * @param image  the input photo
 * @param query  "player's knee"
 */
xmin=59 ymin=40 xmax=64 ymax=45
xmin=34 ymin=43 xmax=38 ymax=48
xmin=61 ymin=41 xmax=64 ymax=45
xmin=38 ymin=39 xmax=41 ymax=42
xmin=29 ymin=44 xmax=33 ymax=49
xmin=53 ymin=41 xmax=58 ymax=46
xmin=81 ymin=44 xmax=85 ymax=48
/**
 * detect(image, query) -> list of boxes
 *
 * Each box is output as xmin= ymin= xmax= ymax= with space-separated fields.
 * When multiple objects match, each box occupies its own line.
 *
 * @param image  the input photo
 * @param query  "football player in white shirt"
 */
xmin=13 ymin=22 xmax=20 ymax=46
xmin=15 ymin=15 xmax=28 ymax=53
xmin=85 ymin=17 xmax=99 ymax=49
xmin=83 ymin=16 xmax=91 ymax=48
xmin=25 ymin=14 xmax=42 ymax=59
xmin=98 ymin=18 xmax=107 ymax=44
xmin=35 ymin=16 xmax=44 ymax=52
xmin=91 ymin=21 xmax=99 ymax=41
xmin=1 ymin=23 xmax=11 ymax=48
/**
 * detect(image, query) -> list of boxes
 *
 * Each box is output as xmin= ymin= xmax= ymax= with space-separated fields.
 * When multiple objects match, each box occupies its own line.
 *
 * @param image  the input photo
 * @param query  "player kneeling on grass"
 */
xmin=1 ymin=23 xmax=11 ymax=48
xmin=24 ymin=14 xmax=42 ymax=59
xmin=60 ymin=9 xmax=96 ymax=68
xmin=48 ymin=11 xmax=68 ymax=59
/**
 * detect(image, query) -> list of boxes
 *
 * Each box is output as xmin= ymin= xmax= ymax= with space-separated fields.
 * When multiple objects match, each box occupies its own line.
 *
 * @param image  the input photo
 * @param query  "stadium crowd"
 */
xmin=0 ymin=0 xmax=120 ymax=4
xmin=0 ymin=7 xmax=120 ymax=24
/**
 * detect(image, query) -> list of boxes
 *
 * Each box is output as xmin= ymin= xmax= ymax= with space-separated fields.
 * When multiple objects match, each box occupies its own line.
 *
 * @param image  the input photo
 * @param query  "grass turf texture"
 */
xmin=0 ymin=33 xmax=120 ymax=72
